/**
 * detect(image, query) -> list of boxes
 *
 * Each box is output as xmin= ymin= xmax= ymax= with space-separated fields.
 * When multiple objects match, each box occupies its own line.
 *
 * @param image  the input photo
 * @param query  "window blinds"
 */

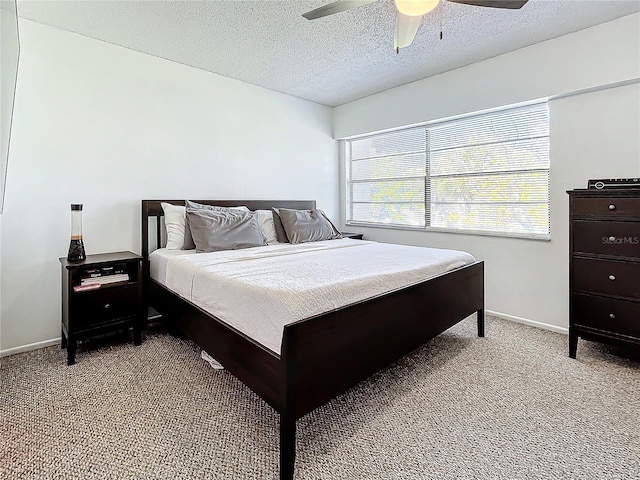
xmin=346 ymin=102 xmax=550 ymax=238
xmin=348 ymin=127 xmax=427 ymax=228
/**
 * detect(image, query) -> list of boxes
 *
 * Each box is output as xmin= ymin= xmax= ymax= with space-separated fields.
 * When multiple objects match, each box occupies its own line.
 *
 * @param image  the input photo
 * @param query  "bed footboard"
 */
xmin=282 ymin=260 xmax=484 ymax=418
xmin=277 ymin=261 xmax=483 ymax=479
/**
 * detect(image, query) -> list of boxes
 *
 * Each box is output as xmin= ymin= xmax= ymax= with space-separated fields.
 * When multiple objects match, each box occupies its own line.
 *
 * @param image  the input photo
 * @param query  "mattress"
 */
xmin=151 ymin=239 xmax=476 ymax=354
xmin=149 ymin=248 xmax=197 ymax=285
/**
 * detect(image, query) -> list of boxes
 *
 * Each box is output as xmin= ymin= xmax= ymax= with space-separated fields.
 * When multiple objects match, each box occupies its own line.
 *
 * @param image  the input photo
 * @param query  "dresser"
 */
xmin=567 ymin=189 xmax=640 ymax=358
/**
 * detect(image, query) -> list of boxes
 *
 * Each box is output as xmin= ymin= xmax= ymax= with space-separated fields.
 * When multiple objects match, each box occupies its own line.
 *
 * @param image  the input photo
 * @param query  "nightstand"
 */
xmin=60 ymin=251 xmax=143 ymax=365
xmin=342 ymin=232 xmax=364 ymax=240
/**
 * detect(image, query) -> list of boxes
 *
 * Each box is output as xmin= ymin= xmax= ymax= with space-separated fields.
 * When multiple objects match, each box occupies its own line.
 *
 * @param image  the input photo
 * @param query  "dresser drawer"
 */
xmin=573 ymin=196 xmax=640 ymax=218
xmin=72 ymin=284 xmax=138 ymax=328
xmin=572 ymin=257 xmax=640 ymax=298
xmin=573 ymin=221 xmax=640 ymax=257
xmin=572 ymin=293 xmax=640 ymax=338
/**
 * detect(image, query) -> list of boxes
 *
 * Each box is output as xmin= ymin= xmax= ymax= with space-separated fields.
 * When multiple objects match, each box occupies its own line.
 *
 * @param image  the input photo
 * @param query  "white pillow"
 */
xmin=255 ymin=210 xmax=279 ymax=244
xmin=161 ymin=202 xmax=187 ymax=250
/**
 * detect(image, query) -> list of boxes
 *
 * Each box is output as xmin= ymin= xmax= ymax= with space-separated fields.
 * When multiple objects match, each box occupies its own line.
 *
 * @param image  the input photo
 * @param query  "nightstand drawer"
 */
xmin=573 ymin=293 xmax=640 ymax=338
xmin=573 ymin=221 xmax=640 ymax=257
xmin=573 ymin=196 xmax=640 ymax=218
xmin=572 ymin=257 xmax=640 ymax=299
xmin=72 ymin=285 xmax=138 ymax=328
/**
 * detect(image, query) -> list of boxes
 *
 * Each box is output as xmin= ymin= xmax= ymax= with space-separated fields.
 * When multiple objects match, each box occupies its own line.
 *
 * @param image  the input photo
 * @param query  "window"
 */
xmin=345 ymin=102 xmax=550 ymax=239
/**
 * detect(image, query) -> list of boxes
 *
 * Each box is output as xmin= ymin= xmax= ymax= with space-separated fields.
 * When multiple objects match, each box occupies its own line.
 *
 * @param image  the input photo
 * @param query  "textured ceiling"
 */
xmin=15 ymin=0 xmax=640 ymax=107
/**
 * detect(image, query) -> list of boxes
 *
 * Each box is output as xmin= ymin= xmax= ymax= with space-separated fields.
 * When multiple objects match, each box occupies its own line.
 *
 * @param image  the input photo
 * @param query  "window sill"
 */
xmin=345 ymin=222 xmax=551 ymax=241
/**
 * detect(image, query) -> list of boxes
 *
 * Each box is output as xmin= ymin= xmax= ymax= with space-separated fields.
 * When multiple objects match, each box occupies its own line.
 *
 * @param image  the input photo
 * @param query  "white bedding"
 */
xmin=151 ymin=239 xmax=476 ymax=354
xmin=150 ymin=248 xmax=196 ymax=285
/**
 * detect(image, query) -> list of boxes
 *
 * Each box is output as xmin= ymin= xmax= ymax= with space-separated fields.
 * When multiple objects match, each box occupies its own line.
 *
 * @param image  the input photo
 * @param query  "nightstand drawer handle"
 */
xmin=608 ymin=275 xmax=616 ymax=281
xmin=609 ymin=313 xmax=616 ymax=319
xmin=608 ymin=204 xmax=616 ymax=210
xmin=608 ymin=236 xmax=616 ymax=242
xmin=104 ymin=303 xmax=110 ymax=309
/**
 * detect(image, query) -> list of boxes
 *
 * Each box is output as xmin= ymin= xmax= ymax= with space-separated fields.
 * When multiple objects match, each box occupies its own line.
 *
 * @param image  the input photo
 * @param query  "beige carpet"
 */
xmin=1 ymin=316 xmax=638 ymax=480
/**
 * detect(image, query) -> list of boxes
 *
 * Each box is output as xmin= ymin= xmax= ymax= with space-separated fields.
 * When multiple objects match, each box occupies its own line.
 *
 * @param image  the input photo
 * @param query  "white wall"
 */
xmin=0 ymin=20 xmax=337 ymax=353
xmin=334 ymin=14 xmax=640 ymax=332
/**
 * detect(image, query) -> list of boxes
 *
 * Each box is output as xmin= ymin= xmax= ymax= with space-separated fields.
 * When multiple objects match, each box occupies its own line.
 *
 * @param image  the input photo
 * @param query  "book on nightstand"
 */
xmin=79 ymin=273 xmax=129 ymax=286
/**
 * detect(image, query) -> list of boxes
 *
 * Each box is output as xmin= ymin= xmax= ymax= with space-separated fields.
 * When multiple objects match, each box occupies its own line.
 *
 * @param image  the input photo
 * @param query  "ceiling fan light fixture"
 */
xmin=394 ymin=0 xmax=440 ymax=16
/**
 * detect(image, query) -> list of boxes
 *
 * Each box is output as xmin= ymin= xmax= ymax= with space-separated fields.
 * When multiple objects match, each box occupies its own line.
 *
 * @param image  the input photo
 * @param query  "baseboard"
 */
xmin=0 ymin=338 xmax=61 ymax=358
xmin=0 ymin=312 xmax=566 ymax=356
xmin=487 ymin=310 xmax=568 ymax=335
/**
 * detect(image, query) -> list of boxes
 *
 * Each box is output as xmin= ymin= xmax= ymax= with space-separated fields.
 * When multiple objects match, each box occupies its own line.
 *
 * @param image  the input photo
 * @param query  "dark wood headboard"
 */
xmin=141 ymin=199 xmax=316 ymax=261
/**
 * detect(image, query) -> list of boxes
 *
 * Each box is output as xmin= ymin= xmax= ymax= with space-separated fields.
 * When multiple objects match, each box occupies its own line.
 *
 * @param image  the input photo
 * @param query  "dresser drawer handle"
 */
xmin=608 ymin=236 xmax=616 ymax=242
xmin=608 ymin=204 xmax=616 ymax=210
xmin=608 ymin=275 xmax=616 ymax=281
xmin=609 ymin=313 xmax=616 ymax=319
xmin=104 ymin=303 xmax=110 ymax=309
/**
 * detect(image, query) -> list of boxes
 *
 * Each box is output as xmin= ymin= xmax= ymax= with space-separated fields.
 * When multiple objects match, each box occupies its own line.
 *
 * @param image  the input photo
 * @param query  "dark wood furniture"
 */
xmin=141 ymin=200 xmax=484 ymax=480
xmin=60 ymin=251 xmax=143 ymax=365
xmin=342 ymin=232 xmax=364 ymax=240
xmin=568 ymin=189 xmax=640 ymax=358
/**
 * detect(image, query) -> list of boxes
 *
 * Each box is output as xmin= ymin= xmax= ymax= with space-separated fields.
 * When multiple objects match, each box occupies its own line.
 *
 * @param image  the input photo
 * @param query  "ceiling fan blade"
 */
xmin=446 ymin=0 xmax=528 ymax=9
xmin=302 ymin=0 xmax=378 ymax=20
xmin=394 ymin=12 xmax=423 ymax=51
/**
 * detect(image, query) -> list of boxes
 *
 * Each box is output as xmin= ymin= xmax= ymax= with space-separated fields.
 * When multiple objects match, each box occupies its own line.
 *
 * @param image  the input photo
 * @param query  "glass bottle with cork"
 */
xmin=67 ymin=204 xmax=86 ymax=263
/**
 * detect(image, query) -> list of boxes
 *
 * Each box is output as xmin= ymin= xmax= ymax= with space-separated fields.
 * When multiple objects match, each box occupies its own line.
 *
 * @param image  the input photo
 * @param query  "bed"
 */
xmin=141 ymin=200 xmax=485 ymax=480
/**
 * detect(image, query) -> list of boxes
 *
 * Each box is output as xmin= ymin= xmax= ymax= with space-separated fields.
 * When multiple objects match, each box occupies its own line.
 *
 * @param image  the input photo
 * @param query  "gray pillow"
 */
xmin=276 ymin=208 xmax=342 ymax=244
xmin=186 ymin=208 xmax=267 ymax=252
xmin=271 ymin=208 xmax=290 ymax=243
xmin=183 ymin=201 xmax=249 ymax=250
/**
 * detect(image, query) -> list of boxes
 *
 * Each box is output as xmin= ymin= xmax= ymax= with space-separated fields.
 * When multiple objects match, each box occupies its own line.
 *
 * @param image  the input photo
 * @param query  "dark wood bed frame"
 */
xmin=141 ymin=200 xmax=485 ymax=480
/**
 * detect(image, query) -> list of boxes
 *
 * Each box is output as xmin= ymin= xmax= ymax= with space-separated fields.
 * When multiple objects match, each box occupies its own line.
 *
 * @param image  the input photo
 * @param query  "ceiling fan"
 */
xmin=302 ymin=0 xmax=529 ymax=53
